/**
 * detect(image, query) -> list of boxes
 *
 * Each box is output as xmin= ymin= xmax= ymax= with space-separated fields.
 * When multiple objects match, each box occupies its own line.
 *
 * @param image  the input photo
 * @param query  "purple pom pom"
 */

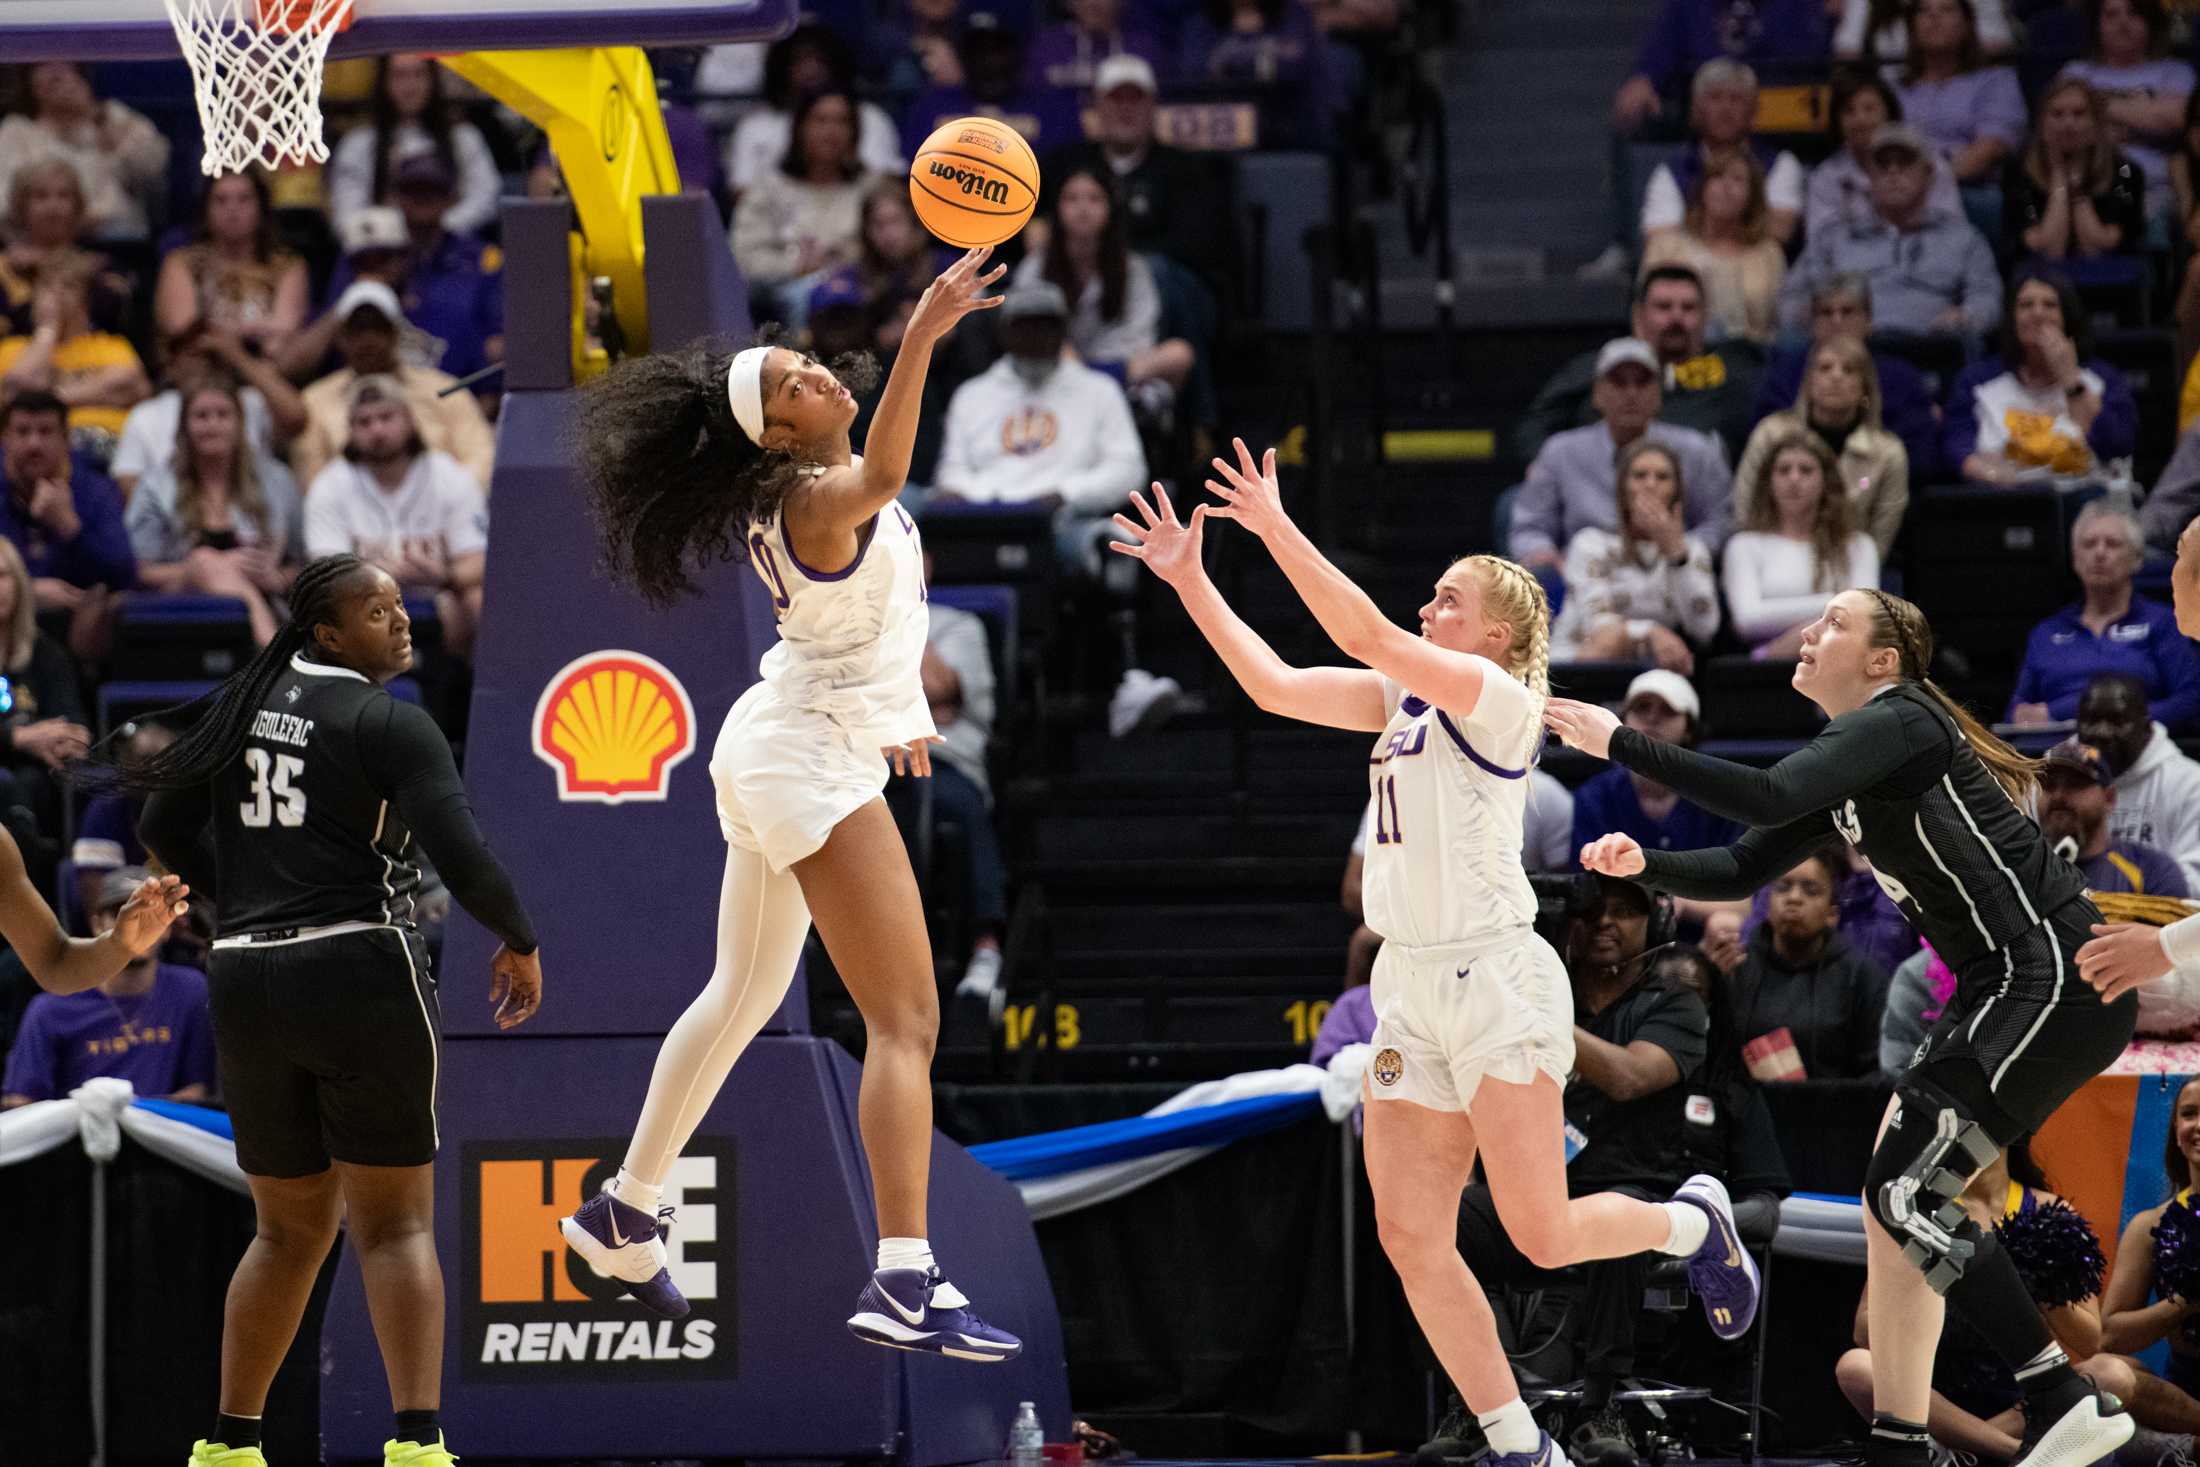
xmin=1997 ymin=1199 xmax=2106 ymax=1309
xmin=2156 ymin=1199 xmax=2200 ymax=1305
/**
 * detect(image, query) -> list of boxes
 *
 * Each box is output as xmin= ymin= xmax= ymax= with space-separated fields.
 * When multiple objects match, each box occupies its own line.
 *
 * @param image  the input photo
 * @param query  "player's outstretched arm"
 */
xmin=804 ymin=246 xmax=1006 ymax=535
xmin=0 ymin=823 xmax=188 ymax=995
xmin=1202 ymin=438 xmax=1502 ymax=718
xmin=1109 ymin=483 xmax=1387 ymax=732
xmin=1595 ymin=816 xmax=1828 ymax=905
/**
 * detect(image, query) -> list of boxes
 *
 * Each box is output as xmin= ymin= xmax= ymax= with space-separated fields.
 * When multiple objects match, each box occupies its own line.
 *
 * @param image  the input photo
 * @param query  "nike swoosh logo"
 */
xmin=1456 ymin=966 xmax=1471 ymax=980
xmin=884 ymin=1287 xmax=927 ymax=1325
xmin=608 ymin=1212 xmax=631 ymax=1248
xmin=1715 ymin=1210 xmax=1740 ymax=1267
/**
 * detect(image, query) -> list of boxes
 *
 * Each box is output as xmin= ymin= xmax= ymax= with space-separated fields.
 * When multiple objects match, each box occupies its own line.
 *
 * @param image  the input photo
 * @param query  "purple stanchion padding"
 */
xmin=318 ymin=1035 xmax=1070 ymax=1459
xmin=332 ymin=194 xmax=1068 ymax=1461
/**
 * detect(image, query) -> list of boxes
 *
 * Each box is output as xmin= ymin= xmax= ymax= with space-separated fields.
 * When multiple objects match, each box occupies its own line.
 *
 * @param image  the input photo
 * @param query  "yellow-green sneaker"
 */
xmin=187 ymin=1441 xmax=266 ymax=1467
xmin=383 ymin=1434 xmax=458 ymax=1467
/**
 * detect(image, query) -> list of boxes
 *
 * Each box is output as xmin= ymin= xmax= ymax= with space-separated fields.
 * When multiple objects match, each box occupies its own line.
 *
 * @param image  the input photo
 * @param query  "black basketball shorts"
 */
xmin=207 ymin=924 xmax=441 ymax=1178
xmin=1912 ymin=901 xmax=2135 ymax=1141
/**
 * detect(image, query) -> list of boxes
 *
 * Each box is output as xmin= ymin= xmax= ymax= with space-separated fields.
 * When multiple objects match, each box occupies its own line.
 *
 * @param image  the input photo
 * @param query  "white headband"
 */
xmin=726 ymin=346 xmax=770 ymax=446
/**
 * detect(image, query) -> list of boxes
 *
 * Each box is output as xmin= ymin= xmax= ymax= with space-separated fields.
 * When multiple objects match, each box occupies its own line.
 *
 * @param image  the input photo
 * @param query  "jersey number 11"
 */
xmin=1372 ymin=774 xmax=1404 ymax=845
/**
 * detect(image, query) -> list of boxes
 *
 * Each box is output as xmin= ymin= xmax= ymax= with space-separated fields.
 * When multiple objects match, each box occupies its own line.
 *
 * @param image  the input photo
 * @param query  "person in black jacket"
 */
xmin=102 ymin=553 xmax=542 ymax=1467
xmin=1730 ymin=843 xmax=1893 ymax=1081
xmin=1548 ymin=587 xmax=2134 ymax=1467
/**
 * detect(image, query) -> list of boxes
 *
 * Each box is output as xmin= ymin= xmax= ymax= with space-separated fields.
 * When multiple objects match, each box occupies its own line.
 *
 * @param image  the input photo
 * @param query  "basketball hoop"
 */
xmin=163 ymin=0 xmax=355 ymax=174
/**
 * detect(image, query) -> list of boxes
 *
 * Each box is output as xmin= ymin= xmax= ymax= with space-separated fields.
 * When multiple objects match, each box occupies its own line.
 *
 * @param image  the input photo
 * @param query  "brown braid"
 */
xmin=1856 ymin=587 xmax=2043 ymax=802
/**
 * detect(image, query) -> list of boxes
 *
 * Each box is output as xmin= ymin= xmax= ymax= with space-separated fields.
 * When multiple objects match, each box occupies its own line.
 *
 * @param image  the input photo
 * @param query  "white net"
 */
xmin=163 ymin=0 xmax=354 ymax=175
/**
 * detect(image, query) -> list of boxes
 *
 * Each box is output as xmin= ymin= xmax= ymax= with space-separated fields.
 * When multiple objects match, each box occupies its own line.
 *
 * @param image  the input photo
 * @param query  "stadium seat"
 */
xmin=110 ymin=595 xmax=253 ymax=682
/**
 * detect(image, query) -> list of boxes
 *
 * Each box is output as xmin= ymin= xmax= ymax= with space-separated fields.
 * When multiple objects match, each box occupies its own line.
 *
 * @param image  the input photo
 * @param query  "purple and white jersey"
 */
xmin=1362 ymin=664 xmax=1540 ymax=948
xmin=745 ymin=460 xmax=936 ymax=749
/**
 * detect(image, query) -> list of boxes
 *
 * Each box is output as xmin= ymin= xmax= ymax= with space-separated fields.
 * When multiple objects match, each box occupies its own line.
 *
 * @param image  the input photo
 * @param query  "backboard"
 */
xmin=0 ymin=0 xmax=784 ymax=60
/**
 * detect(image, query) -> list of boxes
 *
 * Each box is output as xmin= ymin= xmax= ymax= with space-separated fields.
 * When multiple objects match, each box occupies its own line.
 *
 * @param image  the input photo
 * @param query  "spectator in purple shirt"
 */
xmin=903 ymin=13 xmax=1086 ymax=161
xmin=1741 ymin=840 xmax=1919 ymax=977
xmin=2 ymin=867 xmax=213 ymax=1106
xmin=1893 ymin=0 xmax=2026 ymax=194
xmin=2058 ymin=0 xmax=2194 ymax=211
xmin=1177 ymin=0 xmax=1339 ymax=148
xmin=1944 ymin=269 xmax=2137 ymax=488
xmin=2035 ymin=736 xmax=2193 ymax=898
xmin=323 ymin=148 xmax=504 ymax=388
xmin=2011 ymin=501 xmax=2200 ymax=730
xmin=1024 ymin=0 xmax=1167 ymax=108
xmin=0 ymin=390 xmax=135 ymax=639
xmin=1612 ymin=0 xmax=1832 ymax=133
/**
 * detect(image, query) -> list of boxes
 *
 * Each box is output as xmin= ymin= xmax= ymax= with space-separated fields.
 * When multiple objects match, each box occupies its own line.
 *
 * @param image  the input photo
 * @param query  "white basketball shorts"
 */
xmin=1365 ymin=927 xmax=1575 ymax=1113
xmin=711 ymin=682 xmax=891 ymax=873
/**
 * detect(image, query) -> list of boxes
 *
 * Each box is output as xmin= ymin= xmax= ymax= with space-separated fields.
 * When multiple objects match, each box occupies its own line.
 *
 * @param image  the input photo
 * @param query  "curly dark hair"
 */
xmin=574 ymin=331 xmax=879 ymax=608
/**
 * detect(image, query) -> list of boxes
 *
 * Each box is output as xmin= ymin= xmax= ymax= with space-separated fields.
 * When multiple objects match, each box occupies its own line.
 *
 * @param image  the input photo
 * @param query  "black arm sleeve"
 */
xmin=1636 ymin=813 xmax=1832 ymax=902
xmin=1607 ymin=700 xmax=1918 ymax=828
xmin=140 ymin=780 xmax=217 ymax=899
xmin=360 ymin=700 xmax=538 ymax=954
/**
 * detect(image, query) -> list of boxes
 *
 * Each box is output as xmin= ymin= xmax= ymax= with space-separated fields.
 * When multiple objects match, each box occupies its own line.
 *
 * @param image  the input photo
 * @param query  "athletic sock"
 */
xmin=609 ymin=1168 xmax=661 ymax=1216
xmin=1869 ymin=1412 xmax=1933 ymax=1467
xmin=212 ymin=1414 xmax=262 ymax=1450
xmin=392 ymin=1410 xmax=440 ymax=1448
xmin=878 ymin=1236 xmax=935 ymax=1273
xmin=1656 ymin=1199 xmax=1710 ymax=1257
xmin=1479 ymin=1398 xmax=1542 ymax=1456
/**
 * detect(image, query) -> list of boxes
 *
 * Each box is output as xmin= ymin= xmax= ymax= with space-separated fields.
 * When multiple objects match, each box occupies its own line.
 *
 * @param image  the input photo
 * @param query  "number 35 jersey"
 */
xmin=745 ymin=464 xmax=936 ymax=751
xmin=1361 ymin=665 xmax=1541 ymax=949
xmin=205 ymin=656 xmax=437 ymax=937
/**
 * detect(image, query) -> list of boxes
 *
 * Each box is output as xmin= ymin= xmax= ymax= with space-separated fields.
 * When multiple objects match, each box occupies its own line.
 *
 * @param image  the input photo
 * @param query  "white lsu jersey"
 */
xmin=744 ymin=462 xmax=936 ymax=749
xmin=1361 ymin=665 xmax=1541 ymax=949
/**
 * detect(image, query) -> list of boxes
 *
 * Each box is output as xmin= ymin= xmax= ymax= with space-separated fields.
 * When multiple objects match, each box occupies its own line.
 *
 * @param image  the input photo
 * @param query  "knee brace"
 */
xmin=1862 ymin=1076 xmax=2001 ymax=1294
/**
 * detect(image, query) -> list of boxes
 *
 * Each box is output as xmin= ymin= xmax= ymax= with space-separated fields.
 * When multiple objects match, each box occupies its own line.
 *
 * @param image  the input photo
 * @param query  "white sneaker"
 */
xmin=956 ymin=946 xmax=1002 ymax=1001
xmin=1109 ymin=668 xmax=1184 ymax=738
xmin=1576 ymin=242 xmax=1632 ymax=281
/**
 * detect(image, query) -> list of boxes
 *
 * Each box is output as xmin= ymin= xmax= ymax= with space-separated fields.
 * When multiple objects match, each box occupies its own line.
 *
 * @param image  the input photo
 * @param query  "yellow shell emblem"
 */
xmin=531 ymin=650 xmax=696 ymax=803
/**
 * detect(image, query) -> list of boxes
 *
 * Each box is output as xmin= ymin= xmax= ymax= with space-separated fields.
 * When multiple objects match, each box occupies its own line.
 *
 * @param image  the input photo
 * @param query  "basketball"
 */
xmin=908 ymin=116 xmax=1040 ymax=248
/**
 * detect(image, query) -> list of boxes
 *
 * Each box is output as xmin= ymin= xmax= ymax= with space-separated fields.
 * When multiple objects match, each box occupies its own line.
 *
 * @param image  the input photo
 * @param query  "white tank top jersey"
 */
xmin=1361 ymin=663 xmax=1541 ymax=949
xmin=744 ymin=459 xmax=936 ymax=749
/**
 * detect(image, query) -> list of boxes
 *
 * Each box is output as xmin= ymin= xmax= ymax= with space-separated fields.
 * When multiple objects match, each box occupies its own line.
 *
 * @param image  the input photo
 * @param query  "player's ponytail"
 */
xmin=73 ymin=554 xmax=374 ymax=796
xmin=1861 ymin=587 xmax=2042 ymax=803
xmin=575 ymin=335 xmax=879 ymax=608
xmin=1461 ymin=553 xmax=1552 ymax=765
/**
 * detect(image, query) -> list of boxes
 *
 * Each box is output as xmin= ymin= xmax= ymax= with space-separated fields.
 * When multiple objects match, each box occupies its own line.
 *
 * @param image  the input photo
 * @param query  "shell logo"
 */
xmin=532 ymin=651 xmax=696 ymax=804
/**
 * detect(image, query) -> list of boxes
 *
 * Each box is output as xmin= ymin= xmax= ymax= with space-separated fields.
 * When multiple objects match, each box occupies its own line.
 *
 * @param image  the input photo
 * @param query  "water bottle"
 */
xmin=1008 ymin=1401 xmax=1044 ymax=1467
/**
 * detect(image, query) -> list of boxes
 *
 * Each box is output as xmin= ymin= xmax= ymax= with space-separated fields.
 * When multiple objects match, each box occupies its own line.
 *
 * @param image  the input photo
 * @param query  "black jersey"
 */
xmin=1611 ymin=683 xmax=2090 ymax=980
xmin=140 ymin=655 xmax=537 ymax=951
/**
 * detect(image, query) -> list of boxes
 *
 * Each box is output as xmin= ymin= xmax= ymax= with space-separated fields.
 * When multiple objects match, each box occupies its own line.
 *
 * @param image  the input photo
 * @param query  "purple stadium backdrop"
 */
xmin=317 ymin=197 xmax=1069 ymax=1461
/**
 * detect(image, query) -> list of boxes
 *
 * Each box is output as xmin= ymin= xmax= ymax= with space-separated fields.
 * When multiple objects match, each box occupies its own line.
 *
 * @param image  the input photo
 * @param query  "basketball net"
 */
xmin=163 ymin=0 xmax=355 ymax=175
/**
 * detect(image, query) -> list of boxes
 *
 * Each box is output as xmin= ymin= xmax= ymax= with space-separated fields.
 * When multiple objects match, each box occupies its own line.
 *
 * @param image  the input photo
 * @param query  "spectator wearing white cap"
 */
xmin=1569 ymin=670 xmax=1746 ymax=884
xmin=304 ymin=373 xmax=487 ymax=649
xmin=1510 ymin=337 xmax=1733 ymax=578
xmin=290 ymin=280 xmax=495 ymax=492
xmin=320 ymin=150 xmax=507 ymax=388
xmin=1034 ymin=54 xmax=1238 ymax=290
xmin=1777 ymin=122 xmax=2003 ymax=338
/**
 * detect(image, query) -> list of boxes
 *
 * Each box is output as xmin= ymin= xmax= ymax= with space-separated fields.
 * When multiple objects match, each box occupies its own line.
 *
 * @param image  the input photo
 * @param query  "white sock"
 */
xmin=877 ymin=1236 xmax=935 ymax=1273
xmin=1657 ymin=1200 xmax=1709 ymax=1257
xmin=610 ymin=1169 xmax=661 ymax=1215
xmin=1478 ymin=1398 xmax=1542 ymax=1455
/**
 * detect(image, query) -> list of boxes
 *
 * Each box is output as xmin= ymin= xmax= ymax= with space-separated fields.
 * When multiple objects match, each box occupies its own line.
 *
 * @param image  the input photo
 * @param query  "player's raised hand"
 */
xmin=2076 ymin=922 xmax=2174 ymax=1004
xmin=1545 ymin=697 xmax=1622 ymax=759
xmin=1579 ymin=832 xmax=1647 ymax=878
xmin=1202 ymin=438 xmax=1291 ymax=539
xmin=110 ymin=873 xmax=188 ymax=958
xmin=490 ymin=944 xmax=542 ymax=1030
xmin=2175 ymin=515 xmax=2200 ymax=639
xmin=883 ymin=736 xmax=944 ymax=777
xmin=906 ymin=246 xmax=1007 ymax=346
xmin=1109 ymin=482 xmax=1209 ymax=588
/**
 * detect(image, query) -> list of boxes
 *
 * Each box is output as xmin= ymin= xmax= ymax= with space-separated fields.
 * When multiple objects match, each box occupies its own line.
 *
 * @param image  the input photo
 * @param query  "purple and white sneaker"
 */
xmin=1672 ymin=1172 xmax=1760 ymax=1339
xmin=558 ymin=1187 xmax=689 ymax=1319
xmin=846 ymin=1266 xmax=1023 ymax=1362
xmin=1487 ymin=1429 xmax=1572 ymax=1467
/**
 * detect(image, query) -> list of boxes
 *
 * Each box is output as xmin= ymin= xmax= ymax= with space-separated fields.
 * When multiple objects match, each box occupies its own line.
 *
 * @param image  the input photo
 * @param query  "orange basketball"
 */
xmin=908 ymin=116 xmax=1040 ymax=249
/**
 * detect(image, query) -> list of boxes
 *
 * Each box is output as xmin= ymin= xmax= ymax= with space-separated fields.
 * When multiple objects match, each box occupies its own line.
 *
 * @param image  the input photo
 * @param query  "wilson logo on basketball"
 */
xmin=459 ymin=1138 xmax=735 ymax=1381
xmin=531 ymin=651 xmax=696 ymax=804
xmin=925 ymin=159 xmax=1012 ymax=206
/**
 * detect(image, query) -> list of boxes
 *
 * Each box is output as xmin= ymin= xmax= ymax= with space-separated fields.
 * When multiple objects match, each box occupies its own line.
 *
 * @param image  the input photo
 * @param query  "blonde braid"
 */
xmin=1462 ymin=554 xmax=1553 ymax=766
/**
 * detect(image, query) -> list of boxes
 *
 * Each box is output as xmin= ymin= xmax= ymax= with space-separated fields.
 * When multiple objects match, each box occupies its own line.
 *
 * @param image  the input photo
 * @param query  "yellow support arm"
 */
xmin=438 ymin=47 xmax=679 ymax=375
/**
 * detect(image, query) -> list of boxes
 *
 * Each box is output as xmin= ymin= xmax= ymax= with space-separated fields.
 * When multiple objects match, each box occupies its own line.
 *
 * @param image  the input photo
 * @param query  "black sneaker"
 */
xmin=1569 ymin=1404 xmax=1640 ymax=1467
xmin=1417 ymin=1395 xmax=1487 ymax=1467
